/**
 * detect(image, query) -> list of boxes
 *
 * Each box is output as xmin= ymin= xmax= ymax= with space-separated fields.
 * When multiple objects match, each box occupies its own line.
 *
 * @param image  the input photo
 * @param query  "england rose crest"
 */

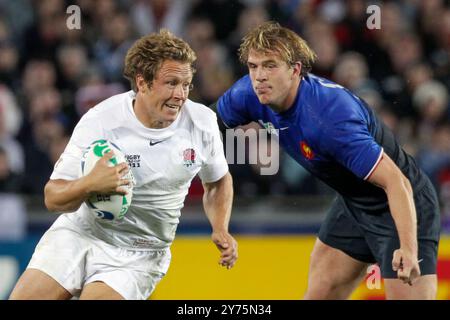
xmin=182 ymin=148 xmax=196 ymax=167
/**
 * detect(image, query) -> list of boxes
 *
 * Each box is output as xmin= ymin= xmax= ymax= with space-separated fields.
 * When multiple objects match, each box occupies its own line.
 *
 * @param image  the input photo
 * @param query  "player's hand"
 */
xmin=85 ymin=151 xmax=130 ymax=195
xmin=212 ymin=230 xmax=238 ymax=270
xmin=392 ymin=248 xmax=421 ymax=285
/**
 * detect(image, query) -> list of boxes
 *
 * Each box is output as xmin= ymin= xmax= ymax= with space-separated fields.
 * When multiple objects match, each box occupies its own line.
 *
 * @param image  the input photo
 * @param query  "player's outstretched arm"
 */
xmin=202 ymin=172 xmax=238 ymax=269
xmin=44 ymin=151 xmax=130 ymax=213
xmin=367 ymin=152 xmax=420 ymax=285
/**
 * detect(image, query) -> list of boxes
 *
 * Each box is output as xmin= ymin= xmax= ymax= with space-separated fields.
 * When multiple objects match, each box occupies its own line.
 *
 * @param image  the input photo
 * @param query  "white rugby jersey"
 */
xmin=50 ymin=91 xmax=229 ymax=250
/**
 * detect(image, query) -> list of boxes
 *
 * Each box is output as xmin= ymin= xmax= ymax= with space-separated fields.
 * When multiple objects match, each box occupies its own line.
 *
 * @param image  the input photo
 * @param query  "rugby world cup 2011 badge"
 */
xmin=182 ymin=148 xmax=196 ymax=167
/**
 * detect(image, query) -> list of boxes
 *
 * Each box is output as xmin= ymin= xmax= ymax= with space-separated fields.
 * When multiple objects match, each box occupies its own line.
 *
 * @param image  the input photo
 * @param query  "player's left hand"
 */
xmin=211 ymin=231 xmax=238 ymax=269
xmin=392 ymin=248 xmax=421 ymax=285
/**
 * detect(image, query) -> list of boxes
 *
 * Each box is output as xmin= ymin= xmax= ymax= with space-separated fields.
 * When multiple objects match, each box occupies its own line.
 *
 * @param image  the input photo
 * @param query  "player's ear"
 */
xmin=292 ymin=61 xmax=302 ymax=77
xmin=135 ymin=75 xmax=147 ymax=93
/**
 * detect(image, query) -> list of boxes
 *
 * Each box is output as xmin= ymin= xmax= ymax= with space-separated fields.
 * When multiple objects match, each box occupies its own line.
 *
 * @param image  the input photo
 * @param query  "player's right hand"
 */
xmin=85 ymin=151 xmax=130 ymax=195
xmin=392 ymin=248 xmax=421 ymax=285
xmin=212 ymin=230 xmax=238 ymax=269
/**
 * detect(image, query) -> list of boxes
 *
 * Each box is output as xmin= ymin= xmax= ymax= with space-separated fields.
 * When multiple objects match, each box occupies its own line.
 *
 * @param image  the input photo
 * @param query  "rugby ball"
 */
xmin=81 ymin=139 xmax=134 ymax=220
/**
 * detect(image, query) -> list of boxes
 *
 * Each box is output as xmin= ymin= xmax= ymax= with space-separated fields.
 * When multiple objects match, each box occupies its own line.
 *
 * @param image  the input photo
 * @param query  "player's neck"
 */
xmin=277 ymin=76 xmax=302 ymax=113
xmin=133 ymin=97 xmax=173 ymax=129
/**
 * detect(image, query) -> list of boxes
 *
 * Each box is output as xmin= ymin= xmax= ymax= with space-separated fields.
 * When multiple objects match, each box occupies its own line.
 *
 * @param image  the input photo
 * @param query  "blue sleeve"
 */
xmin=217 ymin=77 xmax=252 ymax=128
xmin=318 ymin=94 xmax=383 ymax=180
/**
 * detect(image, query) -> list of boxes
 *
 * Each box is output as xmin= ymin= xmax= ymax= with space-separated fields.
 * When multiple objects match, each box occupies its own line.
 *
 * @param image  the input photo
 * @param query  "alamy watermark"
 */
xmin=168 ymin=126 xmax=280 ymax=176
xmin=366 ymin=4 xmax=381 ymax=30
xmin=66 ymin=5 xmax=81 ymax=30
xmin=65 ymin=4 xmax=381 ymax=32
xmin=224 ymin=128 xmax=279 ymax=176
xmin=366 ymin=264 xmax=381 ymax=290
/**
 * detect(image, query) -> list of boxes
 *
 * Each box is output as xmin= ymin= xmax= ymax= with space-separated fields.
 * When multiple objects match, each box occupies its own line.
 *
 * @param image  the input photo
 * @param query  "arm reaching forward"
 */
xmin=202 ymin=172 xmax=238 ymax=269
xmin=367 ymin=152 xmax=419 ymax=285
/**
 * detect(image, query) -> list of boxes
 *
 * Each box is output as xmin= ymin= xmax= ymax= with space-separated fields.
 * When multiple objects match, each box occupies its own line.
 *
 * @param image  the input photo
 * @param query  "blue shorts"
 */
xmin=318 ymin=178 xmax=440 ymax=278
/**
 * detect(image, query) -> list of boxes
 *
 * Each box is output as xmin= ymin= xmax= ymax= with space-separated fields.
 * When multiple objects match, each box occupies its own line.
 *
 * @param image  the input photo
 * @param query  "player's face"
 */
xmin=137 ymin=60 xmax=193 ymax=128
xmin=247 ymin=50 xmax=300 ymax=112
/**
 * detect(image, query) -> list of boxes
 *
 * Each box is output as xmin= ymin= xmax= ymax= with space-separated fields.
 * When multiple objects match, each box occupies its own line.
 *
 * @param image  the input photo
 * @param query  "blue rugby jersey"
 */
xmin=217 ymin=74 xmax=426 ymax=210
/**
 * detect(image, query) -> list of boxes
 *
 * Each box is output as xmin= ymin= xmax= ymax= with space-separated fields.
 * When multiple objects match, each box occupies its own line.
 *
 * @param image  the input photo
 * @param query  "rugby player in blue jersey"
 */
xmin=213 ymin=22 xmax=440 ymax=299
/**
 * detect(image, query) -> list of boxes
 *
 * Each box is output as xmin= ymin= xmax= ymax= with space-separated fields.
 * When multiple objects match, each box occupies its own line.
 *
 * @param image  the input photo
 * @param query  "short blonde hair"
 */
xmin=239 ymin=21 xmax=317 ymax=76
xmin=124 ymin=29 xmax=196 ymax=92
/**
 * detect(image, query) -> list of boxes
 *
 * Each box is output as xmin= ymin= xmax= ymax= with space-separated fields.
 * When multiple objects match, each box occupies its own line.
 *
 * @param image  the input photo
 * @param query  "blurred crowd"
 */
xmin=0 ymin=0 xmax=449 ymax=218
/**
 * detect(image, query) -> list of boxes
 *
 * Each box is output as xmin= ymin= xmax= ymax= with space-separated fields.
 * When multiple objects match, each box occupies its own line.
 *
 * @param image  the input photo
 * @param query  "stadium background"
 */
xmin=0 ymin=0 xmax=449 ymax=299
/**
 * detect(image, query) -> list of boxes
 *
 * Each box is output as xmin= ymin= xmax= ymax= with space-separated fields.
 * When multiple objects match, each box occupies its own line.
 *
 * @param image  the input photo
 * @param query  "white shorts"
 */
xmin=27 ymin=219 xmax=171 ymax=300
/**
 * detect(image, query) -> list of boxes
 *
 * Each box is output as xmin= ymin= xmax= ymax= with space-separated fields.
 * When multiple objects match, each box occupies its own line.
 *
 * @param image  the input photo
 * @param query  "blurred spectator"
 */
xmin=20 ymin=59 xmax=57 ymax=107
xmin=429 ymin=8 xmax=450 ymax=90
xmin=416 ymin=122 xmax=450 ymax=190
xmin=89 ymin=0 xmax=120 ymax=26
xmin=289 ymin=0 xmax=316 ymax=33
xmin=0 ymin=0 xmax=34 ymax=39
xmin=28 ymin=87 xmax=66 ymax=124
xmin=94 ymin=13 xmax=136 ymax=83
xmin=0 ymin=146 xmax=22 ymax=193
xmin=332 ymin=51 xmax=379 ymax=94
xmin=0 ymin=84 xmax=22 ymax=137
xmin=183 ymin=16 xmax=216 ymax=50
xmin=380 ymin=34 xmax=427 ymax=119
xmin=56 ymin=44 xmax=89 ymax=91
xmin=130 ymin=0 xmax=192 ymax=37
xmin=304 ymin=18 xmax=339 ymax=78
xmin=75 ymin=82 xmax=125 ymax=117
xmin=189 ymin=0 xmax=246 ymax=41
xmin=0 ymin=19 xmax=20 ymax=90
xmin=0 ymin=85 xmax=24 ymax=175
xmin=21 ymin=0 xmax=66 ymax=61
xmin=317 ymin=0 xmax=347 ymax=24
xmin=56 ymin=44 xmax=90 ymax=123
xmin=330 ymin=0 xmax=371 ymax=53
xmin=0 ymin=146 xmax=26 ymax=241
xmin=192 ymin=42 xmax=234 ymax=105
xmin=21 ymin=116 xmax=66 ymax=194
xmin=227 ymin=4 xmax=270 ymax=77
xmin=182 ymin=15 xmax=235 ymax=103
xmin=388 ymin=33 xmax=424 ymax=76
xmin=413 ymin=80 xmax=449 ymax=146
xmin=375 ymin=2 xmax=411 ymax=49
xmin=405 ymin=63 xmax=434 ymax=94
xmin=17 ymin=86 xmax=68 ymax=194
xmin=384 ymin=62 xmax=433 ymax=120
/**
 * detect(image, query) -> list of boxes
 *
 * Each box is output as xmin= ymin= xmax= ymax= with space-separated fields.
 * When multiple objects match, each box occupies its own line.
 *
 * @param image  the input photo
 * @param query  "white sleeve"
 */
xmin=50 ymin=112 xmax=104 ymax=180
xmin=197 ymin=119 xmax=229 ymax=183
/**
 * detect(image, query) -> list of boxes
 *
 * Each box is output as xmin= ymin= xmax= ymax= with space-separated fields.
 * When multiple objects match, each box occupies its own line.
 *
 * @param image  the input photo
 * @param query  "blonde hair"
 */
xmin=124 ymin=29 xmax=196 ymax=92
xmin=239 ymin=21 xmax=317 ymax=76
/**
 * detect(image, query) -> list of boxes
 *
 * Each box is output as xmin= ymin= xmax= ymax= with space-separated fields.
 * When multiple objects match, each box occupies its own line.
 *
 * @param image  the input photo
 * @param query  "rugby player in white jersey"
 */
xmin=10 ymin=30 xmax=237 ymax=300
